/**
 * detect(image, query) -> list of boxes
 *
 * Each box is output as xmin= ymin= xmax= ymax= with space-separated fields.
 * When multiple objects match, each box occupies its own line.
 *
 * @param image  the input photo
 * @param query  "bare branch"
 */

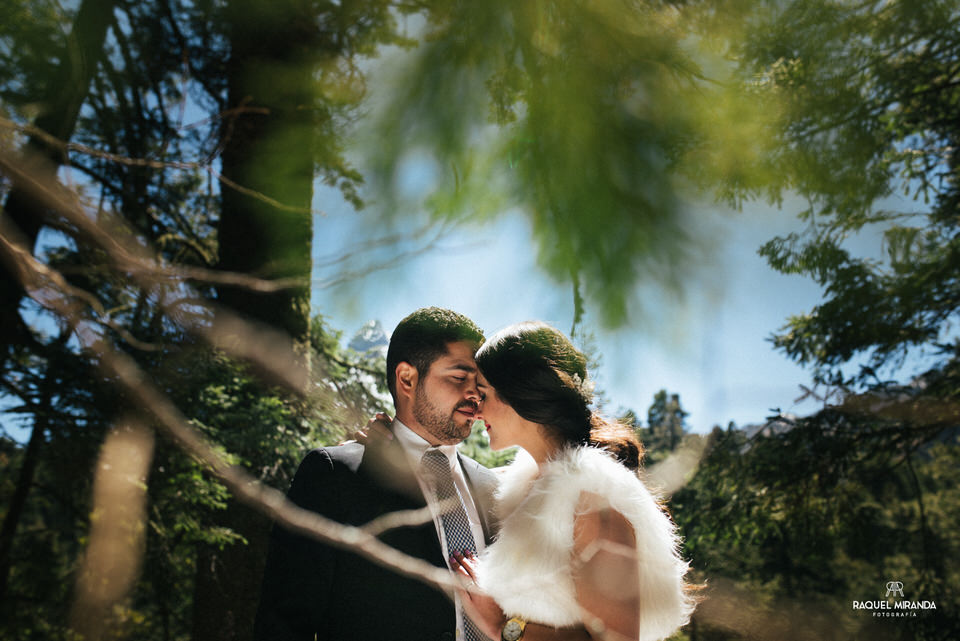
xmin=643 ymin=436 xmax=708 ymax=496
xmin=693 ymin=578 xmax=843 ymax=641
xmin=0 ymin=145 xmax=307 ymax=283
xmin=361 ymin=505 xmax=437 ymax=538
xmin=98 ymin=344 xmax=467 ymax=596
xmin=0 ymin=217 xmax=468 ymax=599
xmin=0 ymin=212 xmax=162 ymax=352
xmin=0 ymin=116 xmax=320 ymax=216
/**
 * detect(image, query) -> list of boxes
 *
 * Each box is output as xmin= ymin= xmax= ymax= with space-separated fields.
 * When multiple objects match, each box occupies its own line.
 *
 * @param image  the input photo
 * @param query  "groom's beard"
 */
xmin=413 ymin=385 xmax=474 ymax=445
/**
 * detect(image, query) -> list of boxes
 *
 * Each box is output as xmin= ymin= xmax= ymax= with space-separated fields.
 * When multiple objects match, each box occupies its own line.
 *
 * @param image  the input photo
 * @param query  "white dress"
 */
xmin=476 ymin=446 xmax=693 ymax=641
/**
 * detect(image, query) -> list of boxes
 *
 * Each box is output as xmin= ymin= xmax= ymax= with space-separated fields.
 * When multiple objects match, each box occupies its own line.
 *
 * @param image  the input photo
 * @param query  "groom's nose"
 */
xmin=464 ymin=381 xmax=480 ymax=403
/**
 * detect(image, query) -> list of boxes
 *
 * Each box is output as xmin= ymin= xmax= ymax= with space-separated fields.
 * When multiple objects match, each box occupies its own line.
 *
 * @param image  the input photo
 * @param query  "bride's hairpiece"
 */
xmin=570 ymin=373 xmax=595 ymax=400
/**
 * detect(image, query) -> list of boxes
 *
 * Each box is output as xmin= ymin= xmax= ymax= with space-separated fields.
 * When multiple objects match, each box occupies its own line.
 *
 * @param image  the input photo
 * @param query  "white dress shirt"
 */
xmin=392 ymin=419 xmax=487 ymax=639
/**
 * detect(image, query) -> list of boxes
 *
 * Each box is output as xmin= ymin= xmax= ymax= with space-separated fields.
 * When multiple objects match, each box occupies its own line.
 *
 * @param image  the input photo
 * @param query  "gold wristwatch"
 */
xmin=501 ymin=617 xmax=527 ymax=641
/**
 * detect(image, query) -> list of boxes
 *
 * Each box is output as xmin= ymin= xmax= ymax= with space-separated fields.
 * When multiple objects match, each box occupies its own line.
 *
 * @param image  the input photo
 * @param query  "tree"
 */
xmin=216 ymin=0 xmax=404 ymax=340
xmin=644 ymin=389 xmax=688 ymax=460
xmin=186 ymin=318 xmax=391 ymax=641
xmin=674 ymin=9 xmax=960 ymax=635
xmin=199 ymin=3 xmax=408 ymax=634
xmin=732 ymin=0 xmax=960 ymax=390
xmin=673 ymin=405 xmax=960 ymax=641
xmin=0 ymin=0 xmax=116 ymax=367
xmin=0 ymin=314 xmax=389 ymax=640
xmin=0 ymin=0 xmax=117 ymax=593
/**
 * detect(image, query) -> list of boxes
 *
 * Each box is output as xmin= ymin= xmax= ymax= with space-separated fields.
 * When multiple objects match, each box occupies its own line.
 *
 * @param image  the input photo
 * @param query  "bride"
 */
xmin=451 ymin=321 xmax=694 ymax=641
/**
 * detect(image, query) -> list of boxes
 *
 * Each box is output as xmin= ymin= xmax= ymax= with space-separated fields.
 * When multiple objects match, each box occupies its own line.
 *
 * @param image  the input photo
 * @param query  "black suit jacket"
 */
xmin=254 ymin=438 xmax=499 ymax=641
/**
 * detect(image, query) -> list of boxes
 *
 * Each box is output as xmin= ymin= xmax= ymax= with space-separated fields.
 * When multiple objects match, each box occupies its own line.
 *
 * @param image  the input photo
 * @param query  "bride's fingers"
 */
xmin=365 ymin=414 xmax=394 ymax=438
xmin=451 ymin=552 xmax=479 ymax=581
xmin=460 ymin=553 xmax=478 ymax=579
xmin=353 ymin=414 xmax=394 ymax=444
xmin=451 ymin=554 xmax=469 ymax=575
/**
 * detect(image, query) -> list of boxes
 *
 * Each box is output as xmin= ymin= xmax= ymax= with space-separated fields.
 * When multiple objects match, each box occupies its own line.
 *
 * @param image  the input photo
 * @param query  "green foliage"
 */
xmin=674 ymin=411 xmax=960 ymax=640
xmin=735 ymin=0 xmax=960 ymax=387
xmin=617 ymin=389 xmax=690 ymax=465
xmin=0 ymin=437 xmax=81 ymax=641
xmin=682 ymin=9 xmax=960 ymax=635
xmin=0 ymin=0 xmax=68 ymax=118
xmin=674 ymin=11 xmax=960 ymax=636
xmin=368 ymin=0 xmax=777 ymax=326
xmin=307 ymin=315 xmax=392 ymax=439
xmin=457 ymin=419 xmax=516 ymax=469
xmin=1 ymin=0 xmax=410 ymax=630
xmin=0 ymin=317 xmax=390 ymax=641
xmin=3 ymin=2 xmax=957 ymax=641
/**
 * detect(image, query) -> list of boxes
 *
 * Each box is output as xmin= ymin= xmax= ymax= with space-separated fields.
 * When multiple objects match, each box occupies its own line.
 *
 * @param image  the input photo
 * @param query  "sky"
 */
xmin=309 ymin=185 xmax=837 ymax=434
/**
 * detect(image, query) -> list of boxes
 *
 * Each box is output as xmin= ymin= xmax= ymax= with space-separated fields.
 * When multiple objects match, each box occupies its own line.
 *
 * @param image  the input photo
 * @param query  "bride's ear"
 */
xmin=394 ymin=362 xmax=418 ymax=403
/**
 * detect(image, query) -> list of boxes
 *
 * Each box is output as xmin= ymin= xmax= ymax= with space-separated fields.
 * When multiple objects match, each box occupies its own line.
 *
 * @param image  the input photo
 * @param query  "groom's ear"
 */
xmin=394 ymin=362 xmax=418 ymax=404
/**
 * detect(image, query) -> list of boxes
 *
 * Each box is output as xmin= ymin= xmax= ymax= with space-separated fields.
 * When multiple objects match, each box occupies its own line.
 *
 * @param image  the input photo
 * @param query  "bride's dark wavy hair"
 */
xmin=475 ymin=321 xmax=643 ymax=470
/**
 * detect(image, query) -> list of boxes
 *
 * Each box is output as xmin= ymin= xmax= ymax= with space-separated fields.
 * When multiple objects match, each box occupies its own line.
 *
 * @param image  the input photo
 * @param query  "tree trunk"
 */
xmin=0 ymin=415 xmax=45 ymax=604
xmin=216 ymin=0 xmax=316 ymax=343
xmin=195 ymin=2 xmax=318 ymax=638
xmin=0 ymin=0 xmax=116 ymax=364
xmin=190 ymin=502 xmax=272 ymax=641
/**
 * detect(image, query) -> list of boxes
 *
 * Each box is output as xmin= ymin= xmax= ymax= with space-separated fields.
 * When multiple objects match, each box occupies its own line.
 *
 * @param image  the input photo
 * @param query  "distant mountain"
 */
xmin=741 ymin=413 xmax=797 ymax=440
xmin=348 ymin=320 xmax=388 ymax=354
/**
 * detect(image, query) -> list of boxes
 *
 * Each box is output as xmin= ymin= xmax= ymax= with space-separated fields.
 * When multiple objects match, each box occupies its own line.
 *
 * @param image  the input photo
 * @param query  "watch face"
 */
xmin=502 ymin=620 xmax=523 ymax=641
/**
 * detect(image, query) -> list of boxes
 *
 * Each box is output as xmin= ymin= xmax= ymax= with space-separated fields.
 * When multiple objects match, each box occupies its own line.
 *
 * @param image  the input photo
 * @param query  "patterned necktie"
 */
xmin=421 ymin=449 xmax=484 ymax=641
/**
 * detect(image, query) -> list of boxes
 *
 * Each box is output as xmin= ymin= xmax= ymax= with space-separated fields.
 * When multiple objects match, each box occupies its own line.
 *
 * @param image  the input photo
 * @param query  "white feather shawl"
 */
xmin=475 ymin=446 xmax=693 ymax=641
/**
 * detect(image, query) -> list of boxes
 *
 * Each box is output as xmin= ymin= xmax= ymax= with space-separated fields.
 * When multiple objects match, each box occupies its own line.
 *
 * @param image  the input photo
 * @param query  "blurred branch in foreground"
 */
xmin=70 ymin=421 xmax=154 ymax=641
xmin=0 ymin=159 xmax=700 ymax=641
xmin=0 ymin=115 xmax=318 ymax=216
xmin=3 ymin=194 xmax=658 ymax=641
xmin=0 ymin=163 xmax=467 ymax=602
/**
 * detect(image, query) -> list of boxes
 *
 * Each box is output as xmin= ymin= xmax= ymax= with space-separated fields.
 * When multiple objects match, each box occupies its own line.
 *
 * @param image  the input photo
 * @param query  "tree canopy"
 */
xmin=735 ymin=0 xmax=960 ymax=389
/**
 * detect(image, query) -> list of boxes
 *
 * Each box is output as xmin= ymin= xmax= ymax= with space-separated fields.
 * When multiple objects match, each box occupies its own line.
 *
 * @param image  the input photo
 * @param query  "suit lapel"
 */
xmin=459 ymin=453 xmax=499 ymax=543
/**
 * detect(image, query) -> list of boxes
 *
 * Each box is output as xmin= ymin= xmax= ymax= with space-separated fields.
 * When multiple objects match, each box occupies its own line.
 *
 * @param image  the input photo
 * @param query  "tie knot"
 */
xmin=421 ymin=449 xmax=457 ymax=502
xmin=421 ymin=449 xmax=450 ymax=477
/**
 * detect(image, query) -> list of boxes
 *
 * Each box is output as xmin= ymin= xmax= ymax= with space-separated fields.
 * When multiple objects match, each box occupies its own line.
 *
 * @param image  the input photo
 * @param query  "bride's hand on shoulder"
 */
xmin=340 ymin=412 xmax=394 ymax=446
xmin=451 ymin=552 xmax=503 ymax=641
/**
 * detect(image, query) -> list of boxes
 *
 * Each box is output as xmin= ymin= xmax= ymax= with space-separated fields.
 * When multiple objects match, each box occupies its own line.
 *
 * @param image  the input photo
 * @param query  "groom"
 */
xmin=254 ymin=307 xmax=498 ymax=641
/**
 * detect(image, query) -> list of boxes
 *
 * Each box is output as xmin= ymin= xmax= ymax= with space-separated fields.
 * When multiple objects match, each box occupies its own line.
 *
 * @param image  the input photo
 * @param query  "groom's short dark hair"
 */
xmin=386 ymin=307 xmax=484 ymax=402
